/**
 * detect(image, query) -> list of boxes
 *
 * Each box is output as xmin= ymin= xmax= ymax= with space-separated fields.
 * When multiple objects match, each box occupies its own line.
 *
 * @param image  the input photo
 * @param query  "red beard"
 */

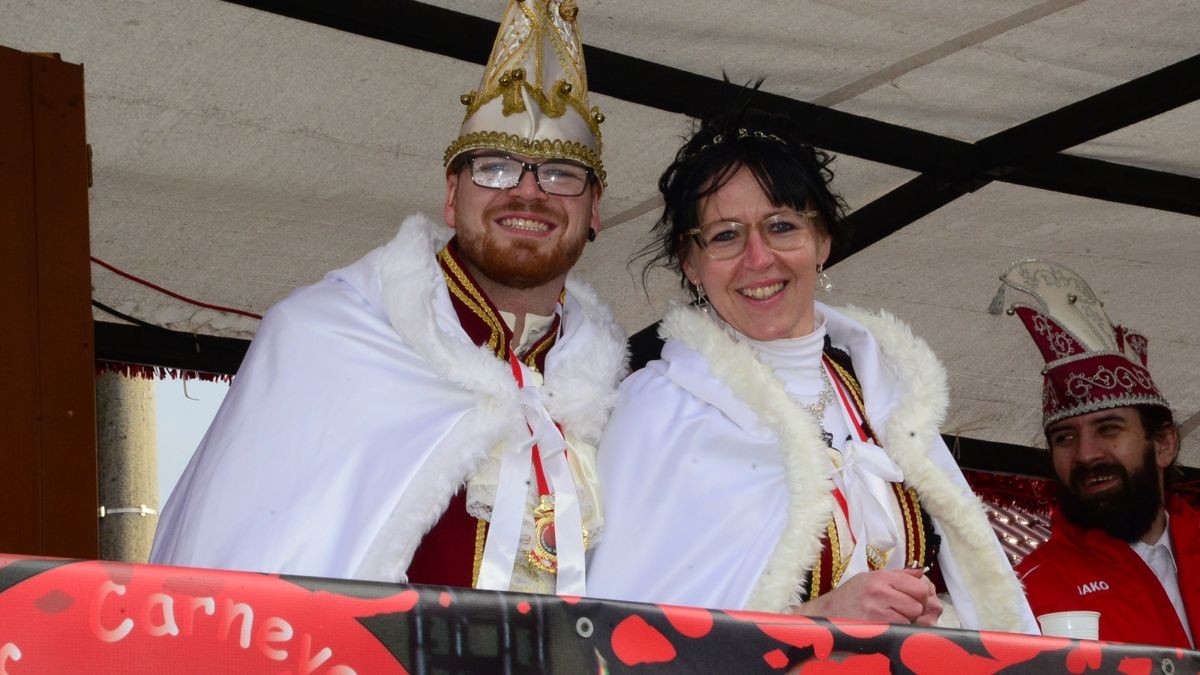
xmin=455 ymin=203 xmax=589 ymax=290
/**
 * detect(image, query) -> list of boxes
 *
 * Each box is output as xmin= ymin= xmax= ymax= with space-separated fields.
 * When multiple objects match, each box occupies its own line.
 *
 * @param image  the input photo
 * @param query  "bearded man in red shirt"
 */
xmin=997 ymin=258 xmax=1193 ymax=648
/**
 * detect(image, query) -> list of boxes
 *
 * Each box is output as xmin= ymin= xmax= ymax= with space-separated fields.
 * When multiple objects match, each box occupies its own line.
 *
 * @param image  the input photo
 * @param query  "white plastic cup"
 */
xmin=1037 ymin=611 xmax=1100 ymax=640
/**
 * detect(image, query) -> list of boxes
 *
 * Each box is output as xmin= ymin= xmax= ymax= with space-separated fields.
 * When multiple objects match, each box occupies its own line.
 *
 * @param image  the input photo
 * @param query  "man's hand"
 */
xmin=791 ymin=567 xmax=942 ymax=626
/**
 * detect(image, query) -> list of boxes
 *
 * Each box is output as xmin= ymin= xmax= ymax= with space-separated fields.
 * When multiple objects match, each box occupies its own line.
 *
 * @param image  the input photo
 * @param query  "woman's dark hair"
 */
xmin=640 ymin=85 xmax=849 ymax=289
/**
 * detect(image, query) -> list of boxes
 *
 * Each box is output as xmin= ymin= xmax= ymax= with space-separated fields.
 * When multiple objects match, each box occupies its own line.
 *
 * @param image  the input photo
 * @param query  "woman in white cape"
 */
xmin=587 ymin=99 xmax=1037 ymax=634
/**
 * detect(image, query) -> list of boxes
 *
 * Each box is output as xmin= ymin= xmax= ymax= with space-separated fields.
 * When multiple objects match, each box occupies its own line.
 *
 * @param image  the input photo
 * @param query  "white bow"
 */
xmin=833 ymin=439 xmax=905 ymax=574
xmin=475 ymin=361 xmax=587 ymax=595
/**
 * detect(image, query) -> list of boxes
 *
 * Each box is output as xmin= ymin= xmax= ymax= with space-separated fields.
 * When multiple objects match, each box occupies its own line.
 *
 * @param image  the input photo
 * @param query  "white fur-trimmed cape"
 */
xmin=151 ymin=214 xmax=628 ymax=584
xmin=358 ymin=214 xmax=629 ymax=579
xmin=587 ymin=303 xmax=1035 ymax=633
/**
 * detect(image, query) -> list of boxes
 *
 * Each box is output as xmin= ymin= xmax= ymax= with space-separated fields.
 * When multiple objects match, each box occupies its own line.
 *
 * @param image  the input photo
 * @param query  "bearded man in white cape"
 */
xmin=150 ymin=0 xmax=626 ymax=596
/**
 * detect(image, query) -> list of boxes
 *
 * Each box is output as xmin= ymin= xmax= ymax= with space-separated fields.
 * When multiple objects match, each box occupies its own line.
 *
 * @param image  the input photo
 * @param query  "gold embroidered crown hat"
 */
xmin=989 ymin=258 xmax=1170 ymax=427
xmin=444 ymin=0 xmax=606 ymax=185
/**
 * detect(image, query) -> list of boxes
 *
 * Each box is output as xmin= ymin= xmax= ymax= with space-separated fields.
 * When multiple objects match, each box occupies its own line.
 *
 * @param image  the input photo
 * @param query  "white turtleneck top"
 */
xmin=736 ymin=312 xmax=910 ymax=581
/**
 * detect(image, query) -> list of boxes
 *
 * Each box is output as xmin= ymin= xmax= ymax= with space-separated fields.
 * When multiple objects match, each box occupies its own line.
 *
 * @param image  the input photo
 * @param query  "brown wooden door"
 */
xmin=0 ymin=45 xmax=98 ymax=558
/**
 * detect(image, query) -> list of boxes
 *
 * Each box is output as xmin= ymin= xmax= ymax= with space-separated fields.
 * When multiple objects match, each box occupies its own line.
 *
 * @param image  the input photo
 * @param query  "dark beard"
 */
xmin=455 ymin=207 xmax=588 ymax=290
xmin=1056 ymin=443 xmax=1162 ymax=542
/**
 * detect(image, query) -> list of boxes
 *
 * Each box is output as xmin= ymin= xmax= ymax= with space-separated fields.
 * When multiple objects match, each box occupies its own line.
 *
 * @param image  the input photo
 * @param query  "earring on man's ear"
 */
xmin=691 ymin=281 xmax=710 ymax=313
xmin=587 ymin=228 xmax=597 ymax=242
xmin=817 ymin=264 xmax=833 ymax=293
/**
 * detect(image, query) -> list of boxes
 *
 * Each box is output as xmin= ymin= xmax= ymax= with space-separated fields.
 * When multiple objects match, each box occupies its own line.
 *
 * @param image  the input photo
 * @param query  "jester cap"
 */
xmin=992 ymin=258 xmax=1169 ymax=427
xmin=444 ymin=0 xmax=606 ymax=186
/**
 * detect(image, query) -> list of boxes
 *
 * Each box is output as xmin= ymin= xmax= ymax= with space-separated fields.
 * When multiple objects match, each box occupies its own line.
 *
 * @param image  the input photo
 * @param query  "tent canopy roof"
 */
xmin=3 ymin=0 xmax=1197 ymax=463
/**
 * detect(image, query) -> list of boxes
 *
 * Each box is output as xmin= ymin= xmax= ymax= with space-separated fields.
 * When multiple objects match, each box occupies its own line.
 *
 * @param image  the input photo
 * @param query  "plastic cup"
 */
xmin=1037 ymin=611 xmax=1100 ymax=640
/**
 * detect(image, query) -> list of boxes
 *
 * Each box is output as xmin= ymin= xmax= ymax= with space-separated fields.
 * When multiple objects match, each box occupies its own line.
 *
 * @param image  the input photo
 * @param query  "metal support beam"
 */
xmin=95 ymin=321 xmax=248 ymax=377
xmin=837 ymin=55 xmax=1200 ymax=261
xmin=221 ymin=0 xmax=1200 ymax=220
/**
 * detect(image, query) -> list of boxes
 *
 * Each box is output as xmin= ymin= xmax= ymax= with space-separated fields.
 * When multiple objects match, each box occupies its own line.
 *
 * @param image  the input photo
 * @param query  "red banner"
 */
xmin=0 ymin=554 xmax=1194 ymax=673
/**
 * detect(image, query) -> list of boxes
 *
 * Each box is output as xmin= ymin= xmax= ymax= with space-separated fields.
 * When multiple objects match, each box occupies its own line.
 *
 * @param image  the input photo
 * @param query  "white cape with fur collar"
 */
xmin=587 ymin=303 xmax=1037 ymax=634
xmin=151 ymin=214 xmax=627 ymax=584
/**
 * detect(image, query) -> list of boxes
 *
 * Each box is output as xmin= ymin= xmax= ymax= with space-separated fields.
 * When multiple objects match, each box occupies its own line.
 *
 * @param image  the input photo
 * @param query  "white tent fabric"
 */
xmin=3 ymin=0 xmax=1197 ymax=463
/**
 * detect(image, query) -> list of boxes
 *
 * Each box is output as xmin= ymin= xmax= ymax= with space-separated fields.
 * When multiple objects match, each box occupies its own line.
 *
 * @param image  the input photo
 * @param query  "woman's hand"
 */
xmin=790 ymin=568 xmax=942 ymax=626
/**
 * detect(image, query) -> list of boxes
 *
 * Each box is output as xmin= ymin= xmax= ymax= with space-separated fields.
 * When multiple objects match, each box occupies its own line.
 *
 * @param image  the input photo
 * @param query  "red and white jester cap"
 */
xmin=990 ymin=258 xmax=1169 ymax=427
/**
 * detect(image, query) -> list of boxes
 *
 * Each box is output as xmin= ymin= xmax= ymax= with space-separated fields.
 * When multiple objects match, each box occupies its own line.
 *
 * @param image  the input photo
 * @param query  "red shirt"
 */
xmin=1017 ymin=494 xmax=1200 ymax=648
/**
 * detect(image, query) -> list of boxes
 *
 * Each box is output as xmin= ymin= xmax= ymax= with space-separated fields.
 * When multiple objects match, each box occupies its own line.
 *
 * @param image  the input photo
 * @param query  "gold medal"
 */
xmin=526 ymin=495 xmax=588 ymax=574
xmin=527 ymin=496 xmax=557 ymax=573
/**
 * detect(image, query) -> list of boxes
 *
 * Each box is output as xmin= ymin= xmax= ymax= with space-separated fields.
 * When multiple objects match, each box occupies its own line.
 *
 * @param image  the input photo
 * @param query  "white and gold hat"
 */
xmin=444 ymin=0 xmax=606 ymax=185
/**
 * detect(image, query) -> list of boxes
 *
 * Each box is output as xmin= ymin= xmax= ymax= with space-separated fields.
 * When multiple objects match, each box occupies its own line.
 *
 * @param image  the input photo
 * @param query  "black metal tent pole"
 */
xmin=221 ymin=0 xmax=1200 ymax=219
xmin=837 ymin=54 xmax=1200 ymax=262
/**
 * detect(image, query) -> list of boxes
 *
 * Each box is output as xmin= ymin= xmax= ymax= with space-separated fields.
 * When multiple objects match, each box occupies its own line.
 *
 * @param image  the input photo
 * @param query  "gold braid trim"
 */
xmin=471 ymin=518 xmax=487 ymax=588
xmin=908 ymin=486 xmax=926 ymax=568
xmin=827 ymin=519 xmax=848 ymax=590
xmin=894 ymin=482 xmax=918 ymax=568
xmin=808 ymin=533 xmax=824 ymax=600
xmin=438 ymin=247 xmax=494 ymax=313
xmin=521 ymin=288 xmax=566 ymax=370
xmin=826 ymin=357 xmax=867 ymax=423
xmin=809 ymin=518 xmax=854 ymax=600
xmin=523 ymin=332 xmax=555 ymax=370
xmin=444 ymin=131 xmax=606 ymax=186
xmin=438 ymin=247 xmax=507 ymax=358
xmin=819 ymin=451 xmax=848 ymax=596
xmin=468 ymin=78 xmax=594 ymax=133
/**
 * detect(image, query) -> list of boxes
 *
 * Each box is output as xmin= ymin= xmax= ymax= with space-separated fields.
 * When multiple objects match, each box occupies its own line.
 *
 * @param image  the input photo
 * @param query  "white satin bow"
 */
xmin=475 ymin=361 xmax=587 ymax=595
xmin=833 ymin=439 xmax=905 ymax=574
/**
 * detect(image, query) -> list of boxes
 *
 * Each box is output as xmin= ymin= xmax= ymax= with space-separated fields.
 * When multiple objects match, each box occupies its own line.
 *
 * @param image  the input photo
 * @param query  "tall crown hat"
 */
xmin=989 ymin=258 xmax=1169 ymax=427
xmin=444 ymin=0 xmax=606 ymax=185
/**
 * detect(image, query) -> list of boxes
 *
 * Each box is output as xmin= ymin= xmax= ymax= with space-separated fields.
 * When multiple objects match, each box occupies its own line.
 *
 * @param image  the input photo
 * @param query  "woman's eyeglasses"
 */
xmin=687 ymin=210 xmax=820 ymax=260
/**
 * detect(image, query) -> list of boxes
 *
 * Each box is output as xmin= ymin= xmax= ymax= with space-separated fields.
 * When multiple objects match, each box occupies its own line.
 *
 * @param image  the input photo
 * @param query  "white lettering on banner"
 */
xmin=259 ymin=617 xmax=294 ymax=661
xmin=146 ymin=594 xmax=180 ymax=637
xmin=299 ymin=634 xmax=333 ymax=675
xmin=187 ymin=596 xmax=216 ymax=632
xmin=1077 ymin=580 xmax=1110 ymax=595
xmin=92 ymin=581 xmax=134 ymax=642
xmin=89 ymin=581 xmax=357 ymax=673
xmin=220 ymin=599 xmax=254 ymax=649
xmin=1 ymin=642 xmax=21 ymax=675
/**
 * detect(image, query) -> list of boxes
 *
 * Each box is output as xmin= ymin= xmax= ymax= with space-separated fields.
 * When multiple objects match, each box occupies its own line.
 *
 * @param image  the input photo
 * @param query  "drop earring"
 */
xmin=587 ymin=228 xmax=597 ymax=242
xmin=692 ymin=281 xmax=709 ymax=313
xmin=817 ymin=264 xmax=833 ymax=293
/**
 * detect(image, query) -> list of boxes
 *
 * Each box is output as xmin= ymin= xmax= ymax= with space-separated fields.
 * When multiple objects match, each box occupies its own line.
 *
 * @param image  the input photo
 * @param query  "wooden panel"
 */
xmin=31 ymin=53 xmax=98 ymax=558
xmin=0 ymin=46 xmax=98 ymax=558
xmin=0 ymin=46 xmax=42 ymax=554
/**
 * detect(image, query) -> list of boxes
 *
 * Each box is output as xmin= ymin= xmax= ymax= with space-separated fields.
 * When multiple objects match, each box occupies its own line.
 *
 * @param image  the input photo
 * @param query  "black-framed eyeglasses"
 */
xmin=465 ymin=153 xmax=595 ymax=197
xmin=686 ymin=209 xmax=820 ymax=260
